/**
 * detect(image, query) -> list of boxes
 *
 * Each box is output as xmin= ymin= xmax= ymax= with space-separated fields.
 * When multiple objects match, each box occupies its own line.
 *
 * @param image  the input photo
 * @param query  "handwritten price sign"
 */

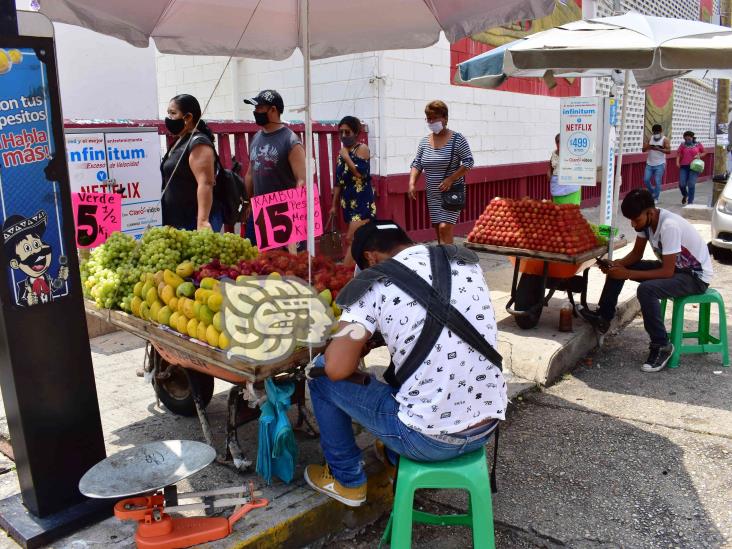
xmin=71 ymin=192 xmax=122 ymax=248
xmin=251 ymin=185 xmax=323 ymax=251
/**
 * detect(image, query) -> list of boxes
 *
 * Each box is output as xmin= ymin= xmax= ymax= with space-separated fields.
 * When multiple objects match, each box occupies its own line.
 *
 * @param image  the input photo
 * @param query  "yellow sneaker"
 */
xmin=304 ymin=464 xmax=366 ymax=507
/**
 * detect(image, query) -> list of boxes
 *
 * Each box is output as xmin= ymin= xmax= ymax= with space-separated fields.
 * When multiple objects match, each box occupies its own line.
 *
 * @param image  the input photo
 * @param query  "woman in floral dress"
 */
xmin=330 ymin=116 xmax=375 ymax=265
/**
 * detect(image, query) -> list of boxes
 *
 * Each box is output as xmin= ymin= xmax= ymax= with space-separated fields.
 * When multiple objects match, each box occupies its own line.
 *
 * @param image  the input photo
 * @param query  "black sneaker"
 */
xmin=578 ymin=307 xmax=610 ymax=334
xmin=641 ymin=344 xmax=674 ymax=372
xmin=682 ymin=196 xmax=688 ymax=205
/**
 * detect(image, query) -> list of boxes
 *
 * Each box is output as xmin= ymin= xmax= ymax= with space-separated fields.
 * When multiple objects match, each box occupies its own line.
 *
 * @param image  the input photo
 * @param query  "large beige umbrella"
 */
xmin=456 ymin=11 xmax=732 ymax=255
xmin=39 ymin=0 xmax=556 ymax=255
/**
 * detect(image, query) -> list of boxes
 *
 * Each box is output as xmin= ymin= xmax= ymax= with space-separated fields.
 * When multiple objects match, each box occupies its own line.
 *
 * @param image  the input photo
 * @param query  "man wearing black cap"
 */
xmin=305 ymin=220 xmax=507 ymax=507
xmin=243 ymin=90 xmax=306 ymax=251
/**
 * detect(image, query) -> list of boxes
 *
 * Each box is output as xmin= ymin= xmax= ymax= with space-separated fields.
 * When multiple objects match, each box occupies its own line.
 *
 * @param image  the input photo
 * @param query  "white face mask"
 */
xmin=427 ymin=121 xmax=444 ymax=134
xmin=653 ymin=133 xmax=661 ymax=139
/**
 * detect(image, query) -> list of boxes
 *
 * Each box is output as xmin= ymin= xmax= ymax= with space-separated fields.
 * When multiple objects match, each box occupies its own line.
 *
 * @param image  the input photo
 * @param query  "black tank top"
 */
xmin=160 ymin=132 xmax=217 ymax=228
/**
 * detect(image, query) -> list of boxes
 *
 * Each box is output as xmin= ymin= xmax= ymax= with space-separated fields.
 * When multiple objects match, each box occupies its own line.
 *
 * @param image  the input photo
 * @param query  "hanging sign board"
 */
xmin=559 ymin=96 xmax=601 ymax=186
xmin=65 ymin=128 xmax=162 ymax=240
xmin=251 ymin=185 xmax=323 ymax=251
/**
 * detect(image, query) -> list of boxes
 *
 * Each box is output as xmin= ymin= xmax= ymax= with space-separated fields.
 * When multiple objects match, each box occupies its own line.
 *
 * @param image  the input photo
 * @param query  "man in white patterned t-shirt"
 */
xmin=304 ymin=220 xmax=507 ymax=507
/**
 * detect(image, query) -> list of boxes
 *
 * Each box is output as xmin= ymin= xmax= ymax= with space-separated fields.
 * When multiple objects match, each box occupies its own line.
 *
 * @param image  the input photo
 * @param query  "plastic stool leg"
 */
xmin=699 ymin=303 xmax=711 ymax=345
xmin=390 ymin=487 xmax=416 ymax=549
xmin=379 ymin=513 xmax=394 ymax=549
xmin=468 ymin=488 xmax=496 ymax=549
xmin=668 ymin=300 xmax=685 ymax=368
xmin=718 ymin=300 xmax=730 ymax=366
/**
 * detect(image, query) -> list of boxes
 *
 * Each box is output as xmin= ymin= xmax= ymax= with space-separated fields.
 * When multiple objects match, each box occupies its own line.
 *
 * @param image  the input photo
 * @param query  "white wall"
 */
xmin=379 ymin=36 xmax=561 ymax=173
xmin=15 ymin=1 xmax=159 ymax=120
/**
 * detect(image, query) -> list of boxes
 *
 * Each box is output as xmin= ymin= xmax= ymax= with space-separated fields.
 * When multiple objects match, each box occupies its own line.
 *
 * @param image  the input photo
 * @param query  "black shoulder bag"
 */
xmin=441 ymin=134 xmax=465 ymax=212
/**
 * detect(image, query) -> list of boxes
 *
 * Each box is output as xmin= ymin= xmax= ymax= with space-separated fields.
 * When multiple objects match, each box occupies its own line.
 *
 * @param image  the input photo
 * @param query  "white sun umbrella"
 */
xmin=456 ymin=11 xmax=732 ymax=255
xmin=38 ymin=0 xmax=556 ymax=257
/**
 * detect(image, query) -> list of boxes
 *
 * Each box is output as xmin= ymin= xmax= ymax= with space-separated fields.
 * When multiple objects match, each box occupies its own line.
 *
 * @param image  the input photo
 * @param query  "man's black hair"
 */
xmin=651 ymin=124 xmax=662 ymax=133
xmin=351 ymin=220 xmax=413 ymax=270
xmin=621 ymin=188 xmax=655 ymax=219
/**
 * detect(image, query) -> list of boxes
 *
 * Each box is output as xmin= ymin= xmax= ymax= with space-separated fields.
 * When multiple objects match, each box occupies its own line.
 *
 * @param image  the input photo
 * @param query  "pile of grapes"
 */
xmin=81 ymin=227 xmax=258 ymax=310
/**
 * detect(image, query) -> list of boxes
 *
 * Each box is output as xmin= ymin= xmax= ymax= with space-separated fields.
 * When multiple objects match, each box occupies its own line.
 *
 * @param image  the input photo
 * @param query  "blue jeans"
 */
xmin=597 ymin=260 xmax=708 ymax=347
xmin=308 ymin=372 xmax=496 ymax=487
xmin=644 ymin=164 xmax=665 ymax=200
xmin=678 ymin=165 xmax=699 ymax=204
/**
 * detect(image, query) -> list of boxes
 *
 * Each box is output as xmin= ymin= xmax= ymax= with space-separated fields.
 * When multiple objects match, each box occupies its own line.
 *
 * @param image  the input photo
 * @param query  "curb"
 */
xmin=227 ymin=468 xmax=393 ymax=549
xmin=543 ymin=295 xmax=641 ymax=385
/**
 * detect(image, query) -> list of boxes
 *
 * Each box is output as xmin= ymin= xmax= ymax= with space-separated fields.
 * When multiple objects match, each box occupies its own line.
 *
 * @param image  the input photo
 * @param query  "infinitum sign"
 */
xmin=65 ymin=128 xmax=162 ymax=239
xmin=558 ymin=97 xmax=600 ymax=186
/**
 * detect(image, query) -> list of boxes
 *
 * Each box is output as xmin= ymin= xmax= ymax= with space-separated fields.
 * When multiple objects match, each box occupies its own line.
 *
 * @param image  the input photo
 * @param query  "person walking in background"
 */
xmin=676 ymin=131 xmax=704 ymax=205
xmin=548 ymin=133 xmax=581 ymax=205
xmin=243 ymin=90 xmax=306 ymax=251
xmin=160 ymin=94 xmax=223 ymax=231
xmin=408 ymin=100 xmax=474 ymax=244
xmin=642 ymin=124 xmax=670 ymax=202
xmin=329 ymin=116 xmax=375 ymax=265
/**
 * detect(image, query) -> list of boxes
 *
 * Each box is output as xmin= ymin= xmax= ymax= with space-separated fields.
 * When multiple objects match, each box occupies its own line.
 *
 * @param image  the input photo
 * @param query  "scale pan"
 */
xmin=79 ymin=440 xmax=216 ymax=498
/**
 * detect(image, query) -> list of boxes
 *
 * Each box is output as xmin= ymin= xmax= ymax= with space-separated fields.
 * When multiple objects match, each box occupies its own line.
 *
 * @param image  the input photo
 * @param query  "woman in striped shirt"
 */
xmin=408 ymin=100 xmax=474 ymax=244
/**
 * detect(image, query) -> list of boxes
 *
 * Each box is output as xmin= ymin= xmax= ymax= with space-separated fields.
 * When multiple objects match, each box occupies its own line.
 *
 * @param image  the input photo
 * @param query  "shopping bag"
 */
xmin=319 ymin=213 xmax=344 ymax=259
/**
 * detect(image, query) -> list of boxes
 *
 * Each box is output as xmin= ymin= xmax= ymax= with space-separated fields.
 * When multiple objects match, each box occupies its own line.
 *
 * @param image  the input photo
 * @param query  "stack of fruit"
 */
xmin=467 ymin=198 xmax=601 ymax=255
xmin=128 ymin=263 xmax=343 ymax=351
xmin=129 ymin=266 xmax=229 ymax=349
xmin=81 ymin=227 xmax=257 ymax=310
xmin=194 ymin=250 xmax=354 ymax=299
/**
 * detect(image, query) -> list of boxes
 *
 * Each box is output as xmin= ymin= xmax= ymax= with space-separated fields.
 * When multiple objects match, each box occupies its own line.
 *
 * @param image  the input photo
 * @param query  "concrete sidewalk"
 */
xmin=0 ymin=182 xmax=723 ymax=548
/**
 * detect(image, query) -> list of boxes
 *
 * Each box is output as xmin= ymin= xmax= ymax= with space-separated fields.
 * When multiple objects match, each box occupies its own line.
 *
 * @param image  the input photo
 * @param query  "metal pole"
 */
xmin=608 ymin=69 xmax=630 ymax=260
xmin=713 ymin=0 xmax=732 ymax=206
xmin=0 ymin=0 xmax=18 ymax=36
xmin=301 ymin=0 xmax=315 ymax=257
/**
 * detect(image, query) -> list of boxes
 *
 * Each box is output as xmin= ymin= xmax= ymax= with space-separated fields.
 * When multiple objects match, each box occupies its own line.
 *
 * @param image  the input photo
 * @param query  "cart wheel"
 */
xmin=514 ymin=274 xmax=544 ymax=329
xmin=154 ymin=364 xmax=214 ymax=417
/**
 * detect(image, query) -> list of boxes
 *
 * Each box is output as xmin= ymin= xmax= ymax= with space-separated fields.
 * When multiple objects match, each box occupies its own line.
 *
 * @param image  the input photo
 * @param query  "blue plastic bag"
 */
xmin=255 ymin=379 xmax=297 ymax=484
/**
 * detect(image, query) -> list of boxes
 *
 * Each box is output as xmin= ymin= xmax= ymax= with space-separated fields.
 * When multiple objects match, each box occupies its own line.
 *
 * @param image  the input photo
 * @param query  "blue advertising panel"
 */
xmin=0 ymin=46 xmax=68 ymax=306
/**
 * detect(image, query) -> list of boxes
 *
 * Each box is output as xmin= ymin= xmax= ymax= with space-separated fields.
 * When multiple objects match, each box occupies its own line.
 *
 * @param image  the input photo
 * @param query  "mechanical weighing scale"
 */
xmin=79 ymin=440 xmax=268 ymax=549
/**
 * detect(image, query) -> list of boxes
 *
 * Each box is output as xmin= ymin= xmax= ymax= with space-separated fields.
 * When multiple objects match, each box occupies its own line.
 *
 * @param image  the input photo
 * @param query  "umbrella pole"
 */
xmin=301 ymin=0 xmax=316 ymax=257
xmin=608 ymin=69 xmax=630 ymax=260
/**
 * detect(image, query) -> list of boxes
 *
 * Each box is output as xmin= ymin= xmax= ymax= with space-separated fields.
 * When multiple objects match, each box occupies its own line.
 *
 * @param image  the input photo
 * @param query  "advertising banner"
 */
xmin=559 ymin=96 xmax=601 ymax=186
xmin=65 ymin=128 xmax=162 ymax=239
xmin=0 ymin=46 xmax=70 ymax=307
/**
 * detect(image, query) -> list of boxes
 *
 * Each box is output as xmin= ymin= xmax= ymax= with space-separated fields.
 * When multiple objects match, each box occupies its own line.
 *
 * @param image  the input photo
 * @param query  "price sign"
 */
xmin=251 ymin=185 xmax=323 ymax=252
xmin=71 ymin=191 xmax=122 ymax=248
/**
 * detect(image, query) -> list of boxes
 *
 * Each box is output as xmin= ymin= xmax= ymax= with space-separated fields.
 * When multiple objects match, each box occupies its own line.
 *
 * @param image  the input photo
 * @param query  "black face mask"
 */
xmin=253 ymin=110 xmax=270 ymax=126
xmin=341 ymin=135 xmax=357 ymax=148
xmin=165 ymin=117 xmax=186 ymax=135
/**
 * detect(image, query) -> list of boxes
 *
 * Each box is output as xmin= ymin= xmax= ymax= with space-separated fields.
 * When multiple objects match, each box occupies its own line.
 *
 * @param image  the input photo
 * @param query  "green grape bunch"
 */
xmin=80 ymin=227 xmax=258 ymax=311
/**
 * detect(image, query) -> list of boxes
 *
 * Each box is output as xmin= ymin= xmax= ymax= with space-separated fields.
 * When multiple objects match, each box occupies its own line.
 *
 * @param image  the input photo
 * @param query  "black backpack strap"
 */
xmin=378 ymin=246 xmax=451 ymax=388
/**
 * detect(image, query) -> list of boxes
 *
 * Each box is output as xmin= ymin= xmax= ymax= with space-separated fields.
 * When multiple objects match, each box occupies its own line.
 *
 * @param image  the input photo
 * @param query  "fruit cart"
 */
xmin=463 ymin=241 xmax=625 ymax=329
xmin=85 ymin=300 xmax=321 ymax=471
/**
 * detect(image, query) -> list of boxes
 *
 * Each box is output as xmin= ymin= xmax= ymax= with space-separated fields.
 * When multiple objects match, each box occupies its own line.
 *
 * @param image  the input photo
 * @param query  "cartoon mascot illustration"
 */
xmin=3 ymin=211 xmax=68 ymax=306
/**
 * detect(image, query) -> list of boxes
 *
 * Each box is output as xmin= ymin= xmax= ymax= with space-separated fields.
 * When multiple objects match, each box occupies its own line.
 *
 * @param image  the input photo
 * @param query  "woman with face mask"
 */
xmin=408 ymin=100 xmax=474 ymax=244
xmin=160 ymin=94 xmax=223 ymax=231
xmin=676 ymin=131 xmax=705 ymax=205
xmin=330 ymin=116 xmax=374 ymax=265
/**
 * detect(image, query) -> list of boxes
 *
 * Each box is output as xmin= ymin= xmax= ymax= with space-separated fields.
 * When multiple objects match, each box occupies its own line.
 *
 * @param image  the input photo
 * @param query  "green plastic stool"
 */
xmin=380 ymin=447 xmax=495 ymax=549
xmin=660 ymin=288 xmax=729 ymax=368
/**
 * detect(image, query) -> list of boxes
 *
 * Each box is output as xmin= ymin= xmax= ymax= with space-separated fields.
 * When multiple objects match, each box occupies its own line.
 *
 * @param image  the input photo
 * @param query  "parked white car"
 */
xmin=711 ymin=175 xmax=732 ymax=259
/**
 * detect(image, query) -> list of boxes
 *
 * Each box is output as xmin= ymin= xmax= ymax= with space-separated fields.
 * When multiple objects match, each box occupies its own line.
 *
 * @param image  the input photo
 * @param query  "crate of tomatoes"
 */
xmin=467 ymin=197 xmax=600 ymax=256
